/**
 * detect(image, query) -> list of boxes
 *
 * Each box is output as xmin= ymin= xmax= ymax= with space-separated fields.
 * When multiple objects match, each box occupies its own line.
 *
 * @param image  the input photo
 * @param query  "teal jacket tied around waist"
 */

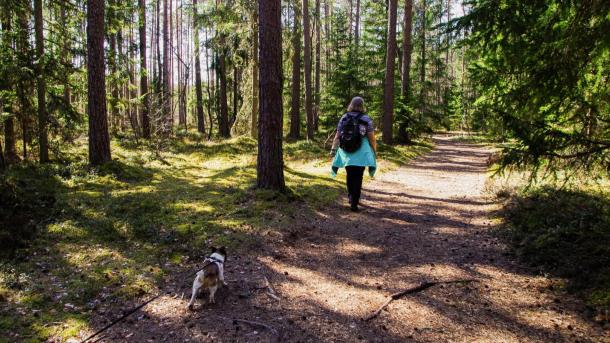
xmin=331 ymin=137 xmax=377 ymax=177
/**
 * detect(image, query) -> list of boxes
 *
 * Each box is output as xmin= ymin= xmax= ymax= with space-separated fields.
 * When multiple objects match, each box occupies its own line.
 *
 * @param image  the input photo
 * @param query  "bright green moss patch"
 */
xmin=0 ymin=134 xmax=429 ymax=341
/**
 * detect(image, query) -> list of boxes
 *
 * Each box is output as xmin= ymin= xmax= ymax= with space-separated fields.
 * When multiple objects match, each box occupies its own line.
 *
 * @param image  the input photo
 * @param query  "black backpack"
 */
xmin=339 ymin=112 xmax=365 ymax=153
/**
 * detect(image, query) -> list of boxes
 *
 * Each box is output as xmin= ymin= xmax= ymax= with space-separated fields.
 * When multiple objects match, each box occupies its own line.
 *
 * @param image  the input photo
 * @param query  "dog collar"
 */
xmin=208 ymin=255 xmax=225 ymax=264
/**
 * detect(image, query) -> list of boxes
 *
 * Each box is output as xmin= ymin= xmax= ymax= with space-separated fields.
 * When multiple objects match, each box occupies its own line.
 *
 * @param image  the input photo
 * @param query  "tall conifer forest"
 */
xmin=0 ymin=0 xmax=609 ymax=341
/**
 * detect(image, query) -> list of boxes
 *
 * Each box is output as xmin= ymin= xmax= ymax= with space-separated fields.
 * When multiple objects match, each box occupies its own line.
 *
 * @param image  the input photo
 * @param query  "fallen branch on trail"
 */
xmin=264 ymin=276 xmax=281 ymax=301
xmin=217 ymin=315 xmax=280 ymax=343
xmin=364 ymin=279 xmax=478 ymax=322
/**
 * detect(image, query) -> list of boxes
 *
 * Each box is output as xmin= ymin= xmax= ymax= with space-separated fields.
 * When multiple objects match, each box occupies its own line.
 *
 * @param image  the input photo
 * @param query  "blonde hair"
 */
xmin=347 ymin=96 xmax=365 ymax=113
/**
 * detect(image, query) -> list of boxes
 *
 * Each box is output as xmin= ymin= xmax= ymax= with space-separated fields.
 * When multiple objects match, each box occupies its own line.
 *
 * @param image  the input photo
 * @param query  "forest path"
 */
xmin=88 ymin=135 xmax=606 ymax=342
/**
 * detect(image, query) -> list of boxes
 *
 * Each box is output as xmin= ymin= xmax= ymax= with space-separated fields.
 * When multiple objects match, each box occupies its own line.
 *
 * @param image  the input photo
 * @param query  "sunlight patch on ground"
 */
xmin=260 ymin=257 xmax=387 ymax=317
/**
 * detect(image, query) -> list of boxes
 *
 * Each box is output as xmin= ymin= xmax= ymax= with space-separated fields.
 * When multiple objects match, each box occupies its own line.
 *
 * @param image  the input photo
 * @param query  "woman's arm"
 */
xmin=330 ymin=131 xmax=340 ymax=156
xmin=368 ymin=131 xmax=377 ymax=155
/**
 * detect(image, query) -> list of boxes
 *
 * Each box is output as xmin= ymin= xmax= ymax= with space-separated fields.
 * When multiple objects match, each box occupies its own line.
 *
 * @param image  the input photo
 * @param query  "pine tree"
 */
xmin=303 ymin=0 xmax=314 ymax=140
xmin=87 ymin=0 xmax=112 ymax=165
xmin=34 ymin=0 xmax=48 ymax=162
xmin=289 ymin=1 xmax=302 ymax=140
xmin=139 ymin=0 xmax=151 ymax=138
xmin=193 ymin=0 xmax=206 ymax=133
xmin=257 ymin=0 xmax=285 ymax=191
xmin=382 ymin=0 xmax=398 ymax=144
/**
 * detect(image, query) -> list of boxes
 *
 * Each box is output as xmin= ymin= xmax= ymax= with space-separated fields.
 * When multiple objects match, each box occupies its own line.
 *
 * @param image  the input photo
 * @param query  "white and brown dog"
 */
xmin=187 ymin=246 xmax=227 ymax=310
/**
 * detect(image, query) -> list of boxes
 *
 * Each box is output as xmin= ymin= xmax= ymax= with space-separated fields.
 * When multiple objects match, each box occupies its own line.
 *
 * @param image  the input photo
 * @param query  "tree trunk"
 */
xmin=288 ymin=2 xmax=301 ymax=140
xmin=354 ymin=0 xmax=361 ymax=48
xmin=348 ymin=0 xmax=353 ymax=43
xmin=60 ymin=2 xmax=71 ymax=107
xmin=169 ymin=0 xmax=174 ymax=126
xmin=139 ymin=0 xmax=151 ymax=138
xmin=193 ymin=0 xmax=205 ymax=133
xmin=324 ymin=0 xmax=330 ymax=82
xmin=87 ymin=0 xmax=112 ymax=165
xmin=420 ymin=0 xmax=426 ymax=116
xmin=108 ymin=0 xmax=119 ymax=133
xmin=162 ymin=0 xmax=171 ymax=134
xmin=251 ymin=6 xmax=259 ymax=138
xmin=128 ymin=19 xmax=140 ymax=136
xmin=314 ymin=0 xmax=321 ymax=131
xmin=205 ymin=28 xmax=214 ymax=139
xmin=303 ymin=0 xmax=314 ymax=140
xmin=218 ymin=39 xmax=230 ymax=138
xmin=257 ymin=0 xmax=285 ymax=191
xmin=17 ymin=6 xmax=32 ymax=159
xmin=0 ymin=140 xmax=4 ymax=170
xmin=231 ymin=65 xmax=238 ymax=127
xmin=34 ymin=0 xmax=49 ymax=162
xmin=382 ymin=0 xmax=398 ymax=145
xmin=1 ymin=10 xmax=18 ymax=163
xmin=401 ymin=0 xmax=413 ymax=99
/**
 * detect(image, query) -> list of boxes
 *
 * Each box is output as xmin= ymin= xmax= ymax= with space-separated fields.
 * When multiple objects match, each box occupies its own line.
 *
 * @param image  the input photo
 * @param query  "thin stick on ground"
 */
xmin=364 ymin=279 xmax=478 ymax=321
xmin=264 ymin=276 xmax=280 ymax=301
xmin=216 ymin=315 xmax=280 ymax=343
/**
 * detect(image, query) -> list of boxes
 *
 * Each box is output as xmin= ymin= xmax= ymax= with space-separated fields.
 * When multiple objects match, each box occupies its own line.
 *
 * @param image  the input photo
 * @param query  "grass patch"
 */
xmin=444 ymin=132 xmax=496 ymax=144
xmin=0 ymin=133 xmax=430 ymax=341
xmin=496 ymin=182 xmax=610 ymax=309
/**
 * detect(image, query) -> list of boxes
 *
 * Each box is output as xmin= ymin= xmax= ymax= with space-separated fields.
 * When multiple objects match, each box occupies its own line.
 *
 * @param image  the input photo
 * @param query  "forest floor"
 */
xmin=79 ymin=134 xmax=608 ymax=342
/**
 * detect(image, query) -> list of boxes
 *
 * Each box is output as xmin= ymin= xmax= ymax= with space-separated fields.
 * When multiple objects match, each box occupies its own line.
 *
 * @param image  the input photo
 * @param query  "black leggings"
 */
xmin=346 ymin=166 xmax=365 ymax=206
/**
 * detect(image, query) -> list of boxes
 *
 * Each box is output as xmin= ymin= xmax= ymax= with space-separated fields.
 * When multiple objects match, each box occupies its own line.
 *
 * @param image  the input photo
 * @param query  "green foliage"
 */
xmin=0 ymin=133 xmax=429 ymax=340
xmin=500 ymin=185 xmax=610 ymax=307
xmin=0 ymin=165 xmax=61 ymax=258
xmin=459 ymin=0 xmax=610 ymax=174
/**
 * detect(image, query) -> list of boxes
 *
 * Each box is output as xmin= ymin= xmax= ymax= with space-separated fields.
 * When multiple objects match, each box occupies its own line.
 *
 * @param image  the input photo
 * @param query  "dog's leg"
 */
xmin=208 ymin=285 xmax=218 ymax=304
xmin=187 ymin=276 xmax=202 ymax=310
xmin=219 ymin=264 xmax=227 ymax=286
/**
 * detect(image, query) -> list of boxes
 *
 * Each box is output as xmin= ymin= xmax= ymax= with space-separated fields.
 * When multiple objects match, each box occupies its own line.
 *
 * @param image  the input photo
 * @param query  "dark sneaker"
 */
xmin=350 ymin=204 xmax=359 ymax=212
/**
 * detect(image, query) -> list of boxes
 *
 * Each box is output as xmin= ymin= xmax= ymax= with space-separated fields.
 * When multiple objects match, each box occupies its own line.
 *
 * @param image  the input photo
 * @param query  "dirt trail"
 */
xmin=87 ymin=135 xmax=607 ymax=342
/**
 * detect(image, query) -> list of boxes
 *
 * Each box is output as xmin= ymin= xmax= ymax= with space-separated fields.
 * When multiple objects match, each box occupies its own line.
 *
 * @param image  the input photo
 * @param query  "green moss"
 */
xmin=499 ymin=186 xmax=610 ymax=307
xmin=0 ymin=133 xmax=430 ymax=341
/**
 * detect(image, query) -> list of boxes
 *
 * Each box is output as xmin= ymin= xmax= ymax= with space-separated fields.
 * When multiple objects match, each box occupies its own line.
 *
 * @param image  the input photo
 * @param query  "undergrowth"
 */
xmin=491 ymin=174 xmax=610 ymax=310
xmin=0 ymin=133 xmax=430 ymax=342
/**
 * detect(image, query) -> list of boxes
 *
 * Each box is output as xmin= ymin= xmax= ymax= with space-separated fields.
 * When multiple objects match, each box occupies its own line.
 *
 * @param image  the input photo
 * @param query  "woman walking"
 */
xmin=330 ymin=97 xmax=377 ymax=212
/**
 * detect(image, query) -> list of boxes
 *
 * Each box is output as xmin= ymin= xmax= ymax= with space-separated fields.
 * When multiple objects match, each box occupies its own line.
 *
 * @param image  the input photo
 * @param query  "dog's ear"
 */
xmin=219 ymin=246 xmax=227 ymax=256
xmin=210 ymin=246 xmax=217 ymax=253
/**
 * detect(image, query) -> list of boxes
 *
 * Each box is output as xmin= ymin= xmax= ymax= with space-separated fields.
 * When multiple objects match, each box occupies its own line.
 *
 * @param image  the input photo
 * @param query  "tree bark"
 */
xmin=382 ymin=0 xmax=398 ymax=145
xmin=218 ymin=41 xmax=230 ymax=138
xmin=107 ymin=0 xmax=119 ymax=133
xmin=193 ymin=0 xmax=206 ymax=133
xmin=0 ymin=140 xmax=4 ymax=170
xmin=205 ymin=27 xmax=214 ymax=139
xmin=303 ymin=0 xmax=314 ymax=140
xmin=139 ymin=0 xmax=151 ymax=138
xmin=251 ymin=6 xmax=259 ymax=139
xmin=128 ymin=17 xmax=140 ymax=136
xmin=348 ymin=0 xmax=353 ymax=43
xmin=16 ymin=3 xmax=32 ymax=159
xmin=161 ymin=0 xmax=172 ymax=134
xmin=288 ymin=2 xmax=301 ymax=140
xmin=257 ymin=0 xmax=285 ymax=191
xmin=1 ymin=10 xmax=18 ymax=163
xmin=314 ymin=0 xmax=321 ymax=131
xmin=231 ymin=65 xmax=238 ymax=127
xmin=420 ymin=0 xmax=426 ymax=116
xmin=87 ymin=0 xmax=112 ymax=165
xmin=34 ymin=0 xmax=49 ymax=162
xmin=60 ymin=2 xmax=71 ymax=107
xmin=354 ymin=0 xmax=361 ymax=48
xmin=324 ymin=0 xmax=330 ymax=82
xmin=400 ymin=0 xmax=413 ymax=99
